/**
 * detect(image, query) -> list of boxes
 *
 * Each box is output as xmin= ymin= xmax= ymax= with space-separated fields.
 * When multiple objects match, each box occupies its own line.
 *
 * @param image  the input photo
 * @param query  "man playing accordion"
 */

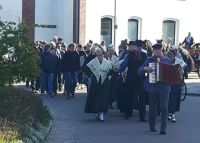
xmin=138 ymin=43 xmax=172 ymax=135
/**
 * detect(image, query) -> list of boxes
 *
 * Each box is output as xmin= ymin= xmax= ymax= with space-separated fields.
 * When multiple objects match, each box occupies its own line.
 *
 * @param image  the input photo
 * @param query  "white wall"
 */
xmin=35 ymin=0 xmax=56 ymax=42
xmin=56 ymin=0 xmax=73 ymax=43
xmin=85 ymin=0 xmax=115 ymax=44
xmin=35 ymin=0 xmax=73 ymax=43
xmin=0 ymin=0 xmax=22 ymax=22
xmin=85 ymin=0 xmax=200 ymax=47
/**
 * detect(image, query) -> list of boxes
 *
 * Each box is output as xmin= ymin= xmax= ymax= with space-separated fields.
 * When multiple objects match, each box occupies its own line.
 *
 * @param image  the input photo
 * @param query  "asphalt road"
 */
xmin=44 ymin=89 xmax=200 ymax=143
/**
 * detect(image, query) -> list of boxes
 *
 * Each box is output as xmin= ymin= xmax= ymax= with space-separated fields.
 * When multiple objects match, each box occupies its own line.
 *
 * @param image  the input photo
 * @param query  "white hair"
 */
xmin=95 ymin=47 xmax=103 ymax=53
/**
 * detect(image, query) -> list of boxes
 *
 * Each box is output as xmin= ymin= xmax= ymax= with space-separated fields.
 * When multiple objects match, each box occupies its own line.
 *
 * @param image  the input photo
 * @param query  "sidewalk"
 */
xmin=185 ymin=72 xmax=200 ymax=95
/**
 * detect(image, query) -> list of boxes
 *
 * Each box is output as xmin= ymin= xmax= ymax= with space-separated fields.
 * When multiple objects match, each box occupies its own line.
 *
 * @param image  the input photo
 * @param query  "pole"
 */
xmin=114 ymin=0 xmax=117 ymax=49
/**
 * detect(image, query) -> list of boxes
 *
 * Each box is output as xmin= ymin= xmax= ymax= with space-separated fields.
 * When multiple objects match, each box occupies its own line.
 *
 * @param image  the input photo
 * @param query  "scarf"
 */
xmin=87 ymin=57 xmax=112 ymax=84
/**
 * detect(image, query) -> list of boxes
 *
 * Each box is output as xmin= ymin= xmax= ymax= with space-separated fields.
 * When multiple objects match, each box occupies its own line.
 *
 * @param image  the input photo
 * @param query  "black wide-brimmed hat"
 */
xmin=127 ymin=41 xmax=136 ymax=46
xmin=152 ymin=43 xmax=162 ymax=49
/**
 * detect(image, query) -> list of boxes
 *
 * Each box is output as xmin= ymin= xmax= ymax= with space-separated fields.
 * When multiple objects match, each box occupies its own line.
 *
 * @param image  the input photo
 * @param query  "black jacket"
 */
xmin=61 ymin=51 xmax=80 ymax=72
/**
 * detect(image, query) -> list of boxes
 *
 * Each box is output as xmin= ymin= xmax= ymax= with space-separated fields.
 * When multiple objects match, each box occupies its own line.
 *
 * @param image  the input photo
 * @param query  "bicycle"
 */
xmin=180 ymin=80 xmax=187 ymax=101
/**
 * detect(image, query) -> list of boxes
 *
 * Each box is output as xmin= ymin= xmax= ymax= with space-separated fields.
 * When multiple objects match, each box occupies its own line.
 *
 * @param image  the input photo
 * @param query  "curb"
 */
xmin=43 ymin=120 xmax=53 ymax=143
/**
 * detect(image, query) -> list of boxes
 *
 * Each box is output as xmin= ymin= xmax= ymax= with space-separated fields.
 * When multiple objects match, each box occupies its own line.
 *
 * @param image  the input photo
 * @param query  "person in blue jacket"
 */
xmin=138 ymin=43 xmax=172 ymax=135
xmin=40 ymin=44 xmax=57 ymax=97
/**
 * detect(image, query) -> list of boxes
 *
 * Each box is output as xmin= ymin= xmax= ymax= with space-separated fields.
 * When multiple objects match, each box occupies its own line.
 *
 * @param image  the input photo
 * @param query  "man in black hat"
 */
xmin=138 ymin=43 xmax=172 ymax=135
xmin=117 ymin=40 xmax=148 ymax=120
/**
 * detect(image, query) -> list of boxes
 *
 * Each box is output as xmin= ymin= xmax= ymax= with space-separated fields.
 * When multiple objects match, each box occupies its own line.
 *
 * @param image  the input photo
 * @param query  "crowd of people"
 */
xmin=26 ymin=33 xmax=197 ymax=135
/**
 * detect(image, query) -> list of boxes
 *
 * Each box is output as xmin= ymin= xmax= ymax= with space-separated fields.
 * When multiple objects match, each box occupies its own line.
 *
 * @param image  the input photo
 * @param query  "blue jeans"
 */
xmin=40 ymin=72 xmax=54 ymax=95
xmin=64 ymin=71 xmax=77 ymax=94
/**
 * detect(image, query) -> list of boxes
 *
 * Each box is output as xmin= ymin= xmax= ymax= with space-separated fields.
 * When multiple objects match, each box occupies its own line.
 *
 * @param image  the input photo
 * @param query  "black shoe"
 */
xmin=150 ymin=129 xmax=157 ymax=132
xmin=160 ymin=131 xmax=166 ymax=135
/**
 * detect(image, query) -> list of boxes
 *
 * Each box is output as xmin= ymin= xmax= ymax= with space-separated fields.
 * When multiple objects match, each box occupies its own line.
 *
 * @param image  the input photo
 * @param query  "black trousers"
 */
xmin=125 ymin=83 xmax=146 ymax=120
xmin=139 ymin=90 xmax=147 ymax=120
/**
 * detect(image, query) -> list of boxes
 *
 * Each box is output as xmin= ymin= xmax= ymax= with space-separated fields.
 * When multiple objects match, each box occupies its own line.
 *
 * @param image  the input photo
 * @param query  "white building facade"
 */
xmin=0 ymin=0 xmax=22 ymax=23
xmin=85 ymin=0 xmax=200 ymax=47
xmin=0 ymin=0 xmax=77 ymax=43
xmin=0 ymin=0 xmax=199 ymax=46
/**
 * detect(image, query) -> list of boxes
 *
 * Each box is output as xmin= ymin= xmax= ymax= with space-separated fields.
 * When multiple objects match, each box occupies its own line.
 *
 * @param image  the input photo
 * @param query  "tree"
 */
xmin=0 ymin=20 xmax=40 ymax=86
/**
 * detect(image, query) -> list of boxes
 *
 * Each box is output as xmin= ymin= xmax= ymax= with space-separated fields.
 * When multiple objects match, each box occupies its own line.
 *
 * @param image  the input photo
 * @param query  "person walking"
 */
xmin=117 ymin=40 xmax=148 ymax=120
xmin=62 ymin=43 xmax=80 ymax=99
xmin=138 ymin=43 xmax=172 ymax=135
xmin=166 ymin=50 xmax=186 ymax=122
xmin=84 ymin=47 xmax=113 ymax=121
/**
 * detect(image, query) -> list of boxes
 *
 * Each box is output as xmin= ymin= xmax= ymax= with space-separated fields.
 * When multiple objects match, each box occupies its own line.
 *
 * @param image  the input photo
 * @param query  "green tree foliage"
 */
xmin=0 ymin=20 xmax=40 ymax=86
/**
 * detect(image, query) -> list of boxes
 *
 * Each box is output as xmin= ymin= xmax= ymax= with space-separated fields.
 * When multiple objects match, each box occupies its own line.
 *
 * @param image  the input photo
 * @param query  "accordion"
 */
xmin=149 ymin=62 xmax=182 ymax=84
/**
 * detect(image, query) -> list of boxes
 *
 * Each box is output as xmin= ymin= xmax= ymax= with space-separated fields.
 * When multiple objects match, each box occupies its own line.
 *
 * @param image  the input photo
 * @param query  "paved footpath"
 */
xmin=44 ymin=73 xmax=200 ymax=143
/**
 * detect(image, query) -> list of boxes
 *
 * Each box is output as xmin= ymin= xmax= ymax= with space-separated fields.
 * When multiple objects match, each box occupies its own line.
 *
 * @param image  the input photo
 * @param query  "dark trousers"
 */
xmin=53 ymin=71 xmax=58 ymax=93
xmin=64 ymin=71 xmax=78 ymax=94
xmin=168 ymin=85 xmax=181 ymax=114
xmin=139 ymin=90 xmax=147 ymax=120
xmin=53 ymin=71 xmax=63 ymax=93
xmin=57 ymin=72 xmax=62 ymax=90
xmin=124 ymin=83 xmax=146 ymax=119
xmin=149 ymin=92 xmax=169 ymax=132
xmin=35 ymin=76 xmax=40 ymax=91
xmin=26 ymin=79 xmax=34 ymax=90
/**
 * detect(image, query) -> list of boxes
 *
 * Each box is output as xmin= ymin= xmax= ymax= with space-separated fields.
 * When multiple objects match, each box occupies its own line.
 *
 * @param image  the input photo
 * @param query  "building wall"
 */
xmin=85 ymin=0 xmax=115 ymax=44
xmin=57 ymin=0 xmax=74 ymax=43
xmin=2 ymin=0 xmax=199 ymax=45
xmin=35 ymin=0 xmax=74 ymax=43
xmin=85 ymin=0 xmax=200 ymax=47
xmin=0 ymin=0 xmax=22 ymax=22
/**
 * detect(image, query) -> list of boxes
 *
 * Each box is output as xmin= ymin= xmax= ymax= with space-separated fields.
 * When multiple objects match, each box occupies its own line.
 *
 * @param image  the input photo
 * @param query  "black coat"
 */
xmin=84 ymin=75 xmax=111 ymax=113
xmin=118 ymin=51 xmax=148 ymax=111
xmin=61 ymin=51 xmax=80 ymax=72
xmin=126 ymin=51 xmax=147 ymax=85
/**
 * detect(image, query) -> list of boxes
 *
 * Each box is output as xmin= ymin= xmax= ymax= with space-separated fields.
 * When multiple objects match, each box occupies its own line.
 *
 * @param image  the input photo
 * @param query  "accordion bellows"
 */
xmin=149 ymin=62 xmax=182 ymax=85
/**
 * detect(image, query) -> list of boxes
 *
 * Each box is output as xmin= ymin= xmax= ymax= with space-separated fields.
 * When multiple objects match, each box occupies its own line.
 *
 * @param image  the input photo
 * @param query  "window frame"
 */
xmin=128 ymin=16 xmax=142 ymax=41
xmin=100 ymin=16 xmax=114 ymax=46
xmin=162 ymin=18 xmax=179 ymax=45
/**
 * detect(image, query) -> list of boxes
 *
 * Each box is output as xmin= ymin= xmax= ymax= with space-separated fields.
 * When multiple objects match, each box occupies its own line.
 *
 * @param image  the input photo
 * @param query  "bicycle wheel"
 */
xmin=197 ymin=65 xmax=200 ymax=78
xmin=180 ymin=82 xmax=187 ymax=101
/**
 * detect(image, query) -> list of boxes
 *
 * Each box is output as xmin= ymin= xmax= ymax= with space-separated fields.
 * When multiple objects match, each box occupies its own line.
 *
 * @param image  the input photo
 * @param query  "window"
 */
xmin=128 ymin=19 xmax=139 ymax=41
xmin=162 ymin=19 xmax=179 ymax=45
xmin=101 ymin=17 xmax=112 ymax=46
